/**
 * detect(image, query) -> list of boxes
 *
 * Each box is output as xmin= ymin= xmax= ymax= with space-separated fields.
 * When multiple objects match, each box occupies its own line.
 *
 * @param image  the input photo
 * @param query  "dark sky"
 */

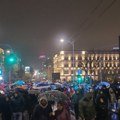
xmin=0 ymin=0 xmax=120 ymax=65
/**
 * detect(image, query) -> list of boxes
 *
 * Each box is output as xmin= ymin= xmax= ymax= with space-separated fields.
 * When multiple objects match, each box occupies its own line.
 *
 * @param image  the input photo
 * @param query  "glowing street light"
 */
xmin=60 ymin=39 xmax=64 ymax=43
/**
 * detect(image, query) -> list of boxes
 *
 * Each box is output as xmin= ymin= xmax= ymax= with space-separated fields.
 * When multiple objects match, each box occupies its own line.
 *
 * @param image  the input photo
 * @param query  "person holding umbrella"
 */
xmin=32 ymin=96 xmax=53 ymax=120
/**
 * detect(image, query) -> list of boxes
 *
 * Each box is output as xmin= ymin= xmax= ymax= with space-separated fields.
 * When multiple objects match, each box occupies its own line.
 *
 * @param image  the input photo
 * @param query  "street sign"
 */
xmin=78 ymin=69 xmax=82 ymax=74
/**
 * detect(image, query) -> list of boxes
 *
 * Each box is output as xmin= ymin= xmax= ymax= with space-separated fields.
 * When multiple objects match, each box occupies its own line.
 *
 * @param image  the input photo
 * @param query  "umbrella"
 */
xmin=0 ymin=85 xmax=5 ymax=91
xmin=28 ymin=90 xmax=40 ymax=94
xmin=14 ymin=80 xmax=25 ymax=85
xmin=38 ymin=90 xmax=69 ymax=102
xmin=99 ymin=82 xmax=110 ymax=86
xmin=15 ymin=88 xmax=28 ymax=95
xmin=96 ymin=81 xmax=110 ymax=89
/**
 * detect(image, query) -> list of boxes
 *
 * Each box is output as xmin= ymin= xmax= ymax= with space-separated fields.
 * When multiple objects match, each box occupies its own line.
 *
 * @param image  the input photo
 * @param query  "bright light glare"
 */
xmin=9 ymin=58 xmax=14 ymax=62
xmin=82 ymin=51 xmax=86 ymax=55
xmin=34 ymin=70 xmax=39 ymax=76
xmin=6 ymin=50 xmax=11 ymax=54
xmin=60 ymin=39 xmax=64 ymax=43
xmin=0 ymin=76 xmax=3 ymax=80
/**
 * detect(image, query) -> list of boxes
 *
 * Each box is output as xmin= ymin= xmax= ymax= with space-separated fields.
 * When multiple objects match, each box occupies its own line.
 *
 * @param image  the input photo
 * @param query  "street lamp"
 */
xmin=60 ymin=39 xmax=64 ymax=43
xmin=60 ymin=39 xmax=75 ymax=82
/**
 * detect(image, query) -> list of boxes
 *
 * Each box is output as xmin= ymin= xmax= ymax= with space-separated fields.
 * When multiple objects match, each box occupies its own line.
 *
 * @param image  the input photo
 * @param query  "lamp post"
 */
xmin=60 ymin=39 xmax=75 ymax=82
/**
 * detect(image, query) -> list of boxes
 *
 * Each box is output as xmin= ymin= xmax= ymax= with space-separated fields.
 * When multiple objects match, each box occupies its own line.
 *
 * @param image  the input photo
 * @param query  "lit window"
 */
xmin=68 ymin=56 xmax=71 ymax=60
xmin=61 ymin=56 xmax=64 ymax=60
xmin=64 ymin=70 xmax=69 ymax=74
xmin=61 ymin=63 xmax=64 ymax=67
xmin=60 ymin=51 xmax=64 ymax=54
xmin=82 ymin=51 xmax=86 ymax=55
xmin=76 ymin=56 xmax=78 ymax=60
xmin=69 ymin=63 xmax=71 ymax=67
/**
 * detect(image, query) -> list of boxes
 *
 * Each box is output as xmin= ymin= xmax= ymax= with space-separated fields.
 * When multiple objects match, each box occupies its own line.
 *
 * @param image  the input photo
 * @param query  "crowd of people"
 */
xmin=0 ymin=82 xmax=120 ymax=120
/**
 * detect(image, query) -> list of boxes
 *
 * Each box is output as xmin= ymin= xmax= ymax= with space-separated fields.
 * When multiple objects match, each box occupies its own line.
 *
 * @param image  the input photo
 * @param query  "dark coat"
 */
xmin=2 ymin=97 xmax=12 ymax=120
xmin=32 ymin=104 xmax=52 ymax=120
xmin=79 ymin=93 xmax=96 ymax=120
xmin=54 ymin=108 xmax=71 ymax=120
xmin=95 ymin=93 xmax=108 ymax=120
xmin=11 ymin=95 xmax=25 ymax=112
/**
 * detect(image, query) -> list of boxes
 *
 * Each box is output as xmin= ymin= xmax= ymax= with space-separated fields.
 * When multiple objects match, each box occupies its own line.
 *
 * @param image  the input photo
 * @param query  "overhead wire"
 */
xmin=99 ymin=0 xmax=117 ymax=17
xmin=69 ymin=0 xmax=117 ymax=41
xmin=69 ymin=0 xmax=104 ymax=41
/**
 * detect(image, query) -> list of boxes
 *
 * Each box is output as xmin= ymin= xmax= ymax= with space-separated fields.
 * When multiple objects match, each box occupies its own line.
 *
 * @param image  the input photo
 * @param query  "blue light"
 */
xmin=0 ymin=69 xmax=2 ymax=75
xmin=78 ymin=69 xmax=82 ymax=74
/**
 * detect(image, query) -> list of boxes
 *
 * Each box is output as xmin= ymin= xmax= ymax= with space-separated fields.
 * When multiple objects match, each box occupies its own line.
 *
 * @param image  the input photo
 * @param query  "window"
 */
xmin=64 ymin=64 xmax=68 ymax=67
xmin=78 ymin=56 xmax=82 ymax=60
xmin=64 ymin=57 xmax=68 ymax=60
xmin=71 ymin=57 xmax=75 ymax=60
xmin=64 ymin=70 xmax=69 ymax=74
xmin=71 ymin=70 xmax=74 ymax=74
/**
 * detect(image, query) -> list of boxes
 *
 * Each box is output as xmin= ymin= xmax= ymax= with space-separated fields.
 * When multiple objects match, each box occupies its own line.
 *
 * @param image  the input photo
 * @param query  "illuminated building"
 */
xmin=0 ymin=48 xmax=4 ymax=67
xmin=53 ymin=50 xmax=119 ymax=81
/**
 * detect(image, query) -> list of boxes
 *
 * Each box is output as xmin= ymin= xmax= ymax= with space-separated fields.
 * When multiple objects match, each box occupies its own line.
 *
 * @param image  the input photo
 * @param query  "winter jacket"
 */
xmin=79 ymin=93 xmax=96 ymax=120
xmin=11 ymin=95 xmax=25 ymax=112
xmin=32 ymin=104 xmax=52 ymax=120
xmin=54 ymin=108 xmax=71 ymax=120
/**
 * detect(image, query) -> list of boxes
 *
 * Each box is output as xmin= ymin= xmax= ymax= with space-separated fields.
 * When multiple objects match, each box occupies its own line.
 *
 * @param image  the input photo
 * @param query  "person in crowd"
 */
xmin=11 ymin=92 xmax=25 ymax=120
xmin=109 ymin=88 xmax=117 ymax=104
xmin=52 ymin=101 xmax=71 ymax=120
xmin=95 ymin=90 xmax=108 ymax=120
xmin=108 ymin=88 xmax=119 ymax=120
xmin=69 ymin=87 xmax=75 ymax=97
xmin=72 ymin=89 xmax=83 ymax=120
xmin=29 ymin=93 xmax=38 ymax=119
xmin=79 ymin=91 xmax=96 ymax=120
xmin=118 ymin=96 xmax=120 ymax=119
xmin=0 ymin=93 xmax=5 ymax=120
xmin=22 ymin=91 xmax=30 ymax=120
xmin=2 ymin=95 xmax=12 ymax=120
xmin=32 ymin=96 xmax=52 ymax=120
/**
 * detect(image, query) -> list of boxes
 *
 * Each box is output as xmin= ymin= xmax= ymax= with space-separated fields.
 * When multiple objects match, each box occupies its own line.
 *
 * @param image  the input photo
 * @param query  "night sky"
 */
xmin=0 ymin=0 xmax=120 ymax=66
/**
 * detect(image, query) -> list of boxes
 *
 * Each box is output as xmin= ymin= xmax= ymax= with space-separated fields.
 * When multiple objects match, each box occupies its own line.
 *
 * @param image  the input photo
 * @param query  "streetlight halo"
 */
xmin=60 ymin=39 xmax=64 ymax=43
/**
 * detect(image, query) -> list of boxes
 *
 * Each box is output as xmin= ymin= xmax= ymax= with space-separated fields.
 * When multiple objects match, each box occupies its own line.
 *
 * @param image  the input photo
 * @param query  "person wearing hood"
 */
xmin=72 ymin=88 xmax=83 ymax=120
xmin=79 ymin=92 xmax=96 ymax=120
xmin=52 ymin=101 xmax=71 ymax=120
xmin=32 ymin=96 xmax=53 ymax=120
xmin=95 ymin=90 xmax=108 ymax=120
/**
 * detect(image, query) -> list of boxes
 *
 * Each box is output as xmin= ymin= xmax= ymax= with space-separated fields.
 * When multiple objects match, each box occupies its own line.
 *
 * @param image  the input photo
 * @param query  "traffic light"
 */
xmin=5 ymin=53 xmax=17 ymax=65
xmin=77 ymin=75 xmax=82 ymax=83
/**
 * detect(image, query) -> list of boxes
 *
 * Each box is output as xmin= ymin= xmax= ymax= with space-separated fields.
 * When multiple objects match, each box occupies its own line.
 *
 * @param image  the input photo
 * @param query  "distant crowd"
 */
xmin=0 ymin=83 xmax=120 ymax=120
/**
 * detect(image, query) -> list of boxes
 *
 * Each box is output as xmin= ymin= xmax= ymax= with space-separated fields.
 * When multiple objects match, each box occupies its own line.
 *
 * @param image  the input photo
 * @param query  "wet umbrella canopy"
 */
xmin=38 ymin=90 xmax=69 ymax=102
xmin=13 ymin=80 xmax=25 ymax=85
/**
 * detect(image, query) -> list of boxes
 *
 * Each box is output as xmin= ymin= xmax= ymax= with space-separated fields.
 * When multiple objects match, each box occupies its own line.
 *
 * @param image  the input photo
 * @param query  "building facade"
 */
xmin=53 ymin=50 xmax=119 ymax=81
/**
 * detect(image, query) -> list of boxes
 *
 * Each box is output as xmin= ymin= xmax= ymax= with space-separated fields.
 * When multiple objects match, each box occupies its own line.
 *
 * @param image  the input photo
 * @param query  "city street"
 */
xmin=0 ymin=0 xmax=120 ymax=120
